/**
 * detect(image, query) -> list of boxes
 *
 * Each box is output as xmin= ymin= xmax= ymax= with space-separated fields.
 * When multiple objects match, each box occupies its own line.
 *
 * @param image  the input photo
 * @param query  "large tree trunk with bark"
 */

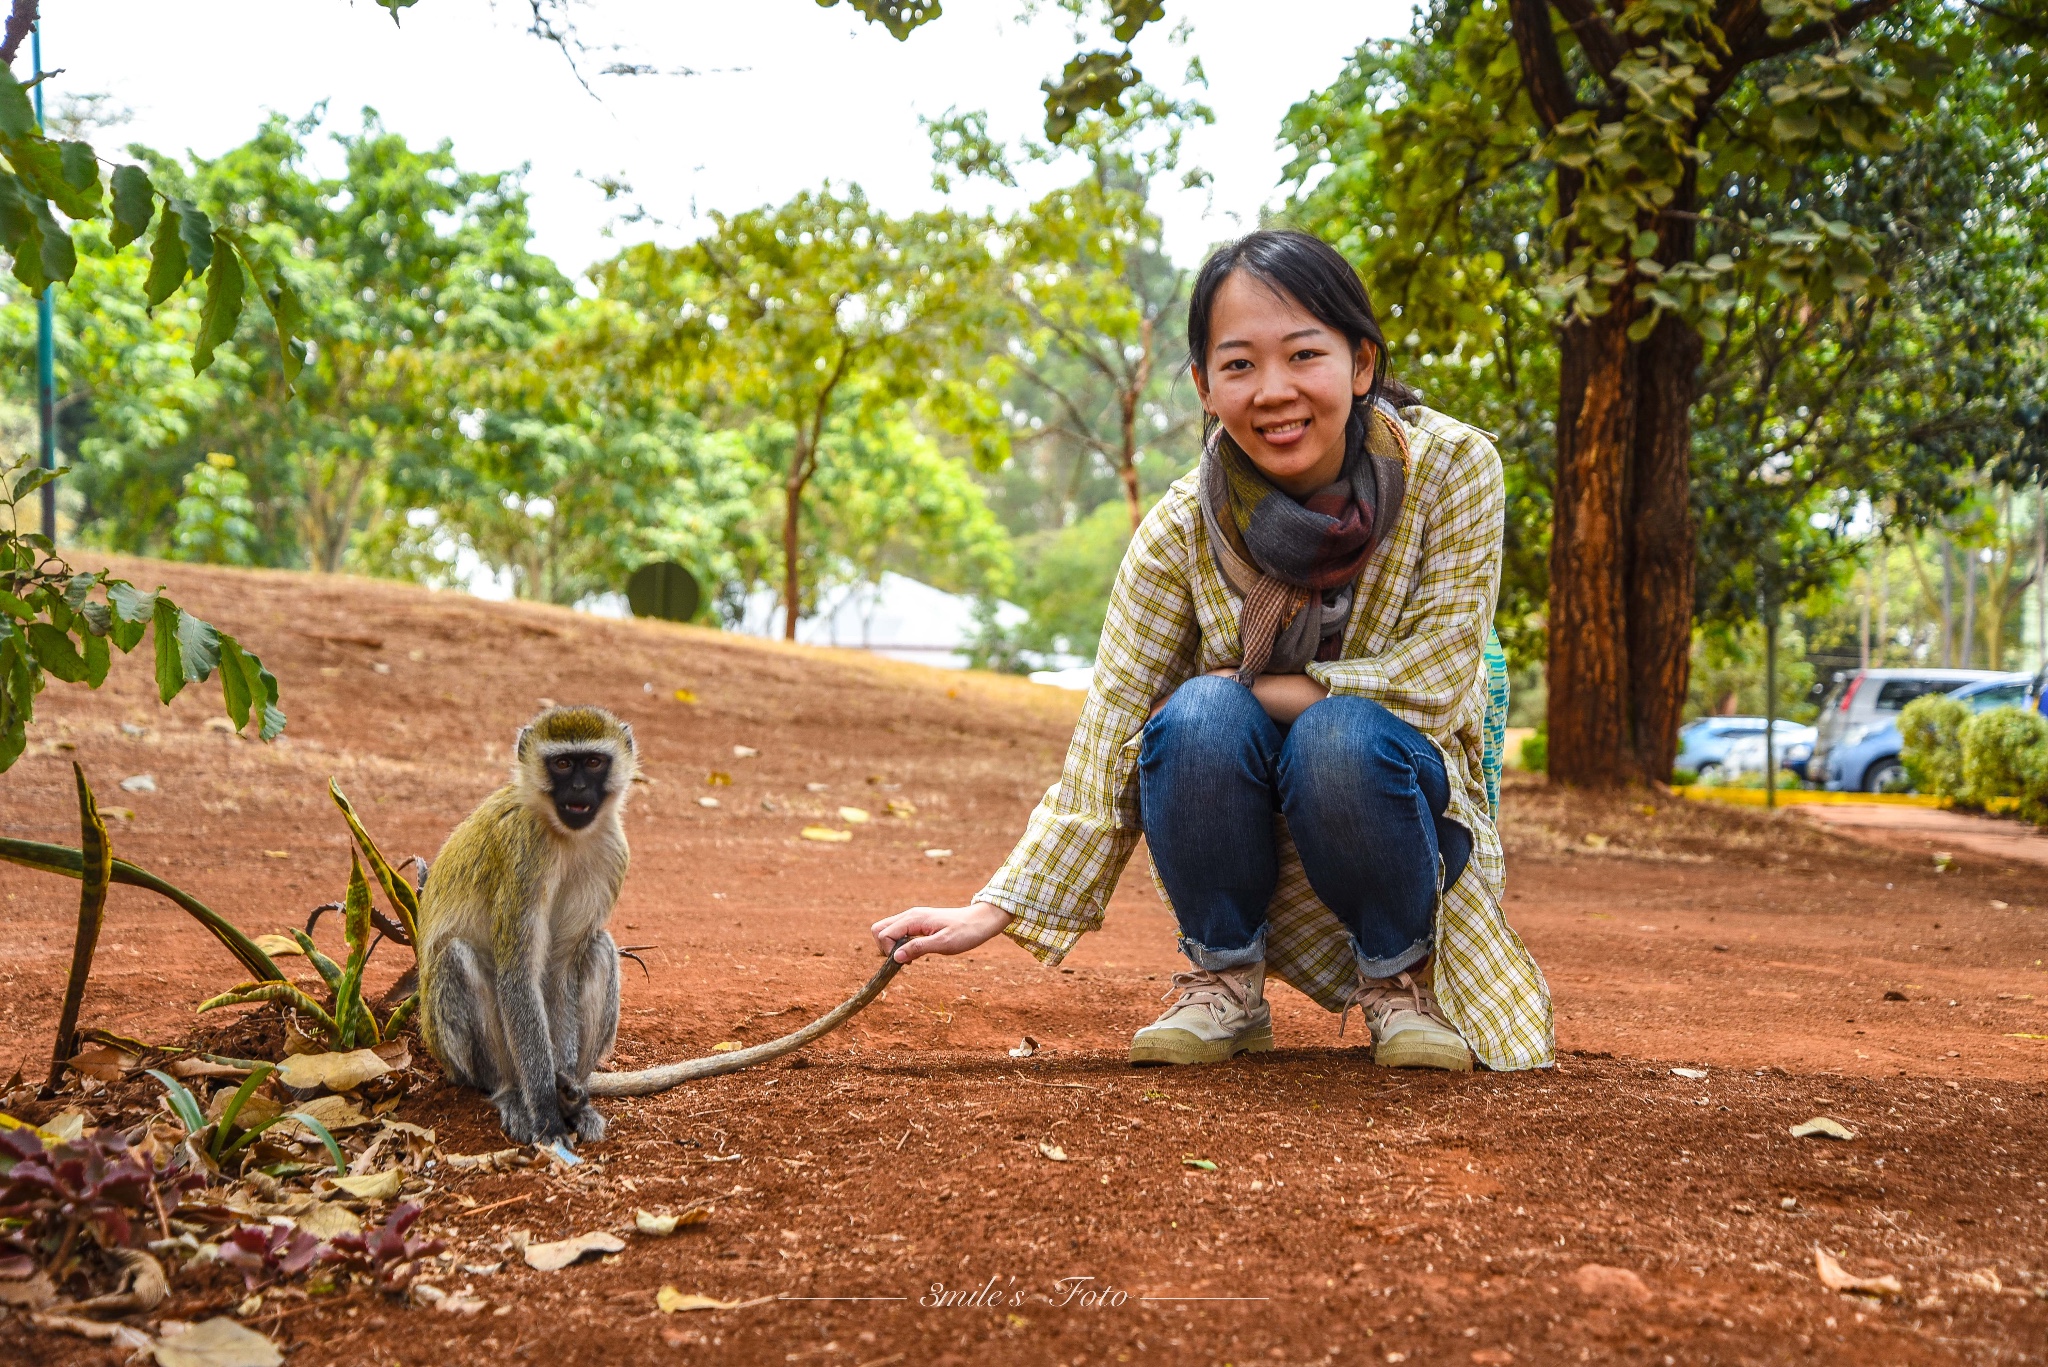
xmin=1625 ymin=313 xmax=1702 ymax=782
xmin=1546 ymin=307 xmax=1638 ymax=785
xmin=782 ymin=436 xmax=810 ymax=641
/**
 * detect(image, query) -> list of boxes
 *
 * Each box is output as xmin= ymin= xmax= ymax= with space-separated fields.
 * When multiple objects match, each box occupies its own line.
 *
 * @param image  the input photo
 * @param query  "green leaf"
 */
xmin=108 ymin=166 xmax=154 ymax=248
xmin=106 ymin=580 xmax=157 ymax=623
xmin=0 ymin=174 xmax=49 ymax=293
xmin=192 ymin=232 xmax=245 ymax=374
xmin=376 ymin=0 xmax=420 ymax=22
xmin=5 ymin=136 xmax=102 ymax=221
xmin=282 ymin=1112 xmax=347 ymax=1175
xmin=0 ymin=589 xmax=31 ymax=620
xmin=144 ymin=1067 xmax=207 ymax=1136
xmin=330 ymin=780 xmax=420 ymax=943
xmin=81 ymin=631 xmax=108 ymax=687
xmin=142 ymin=200 xmax=189 ymax=308
xmin=29 ymin=194 xmax=76 ymax=286
xmin=290 ymin=929 xmax=345 ymax=990
xmin=25 ymin=623 xmax=88 ymax=683
xmin=0 ymin=69 xmax=37 ymax=138
xmin=175 ymin=604 xmax=222 ymax=683
xmin=57 ymin=141 xmax=103 ymax=215
xmin=152 ymin=597 xmax=186 ymax=703
xmin=173 ymin=200 xmax=214 ymax=276
xmin=217 ymin=635 xmax=252 ymax=731
xmin=215 ymin=1061 xmax=276 ymax=1136
xmin=229 ymin=235 xmax=307 ymax=388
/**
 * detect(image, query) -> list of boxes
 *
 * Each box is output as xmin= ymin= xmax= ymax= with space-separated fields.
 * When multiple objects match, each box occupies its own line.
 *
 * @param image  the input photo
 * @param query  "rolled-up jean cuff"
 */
xmin=1354 ymin=934 xmax=1432 ymax=980
xmin=1176 ymin=927 xmax=1267 ymax=971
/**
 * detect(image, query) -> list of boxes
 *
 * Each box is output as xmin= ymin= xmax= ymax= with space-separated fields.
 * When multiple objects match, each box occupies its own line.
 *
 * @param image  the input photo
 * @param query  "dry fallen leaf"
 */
xmin=279 ymin=1095 xmax=372 ymax=1133
xmin=1789 ymin=1117 xmax=1856 ymax=1141
xmin=698 ymin=797 xmax=721 ymax=809
xmin=707 ymin=771 xmax=732 ymax=786
xmin=65 ymin=1044 xmax=140 ymax=1083
xmin=1670 ymin=1067 xmax=1708 ymax=1081
xmin=838 ymin=806 xmax=871 ymax=824
xmin=262 ymin=850 xmax=290 ymax=860
xmin=291 ymin=1201 xmax=362 ymax=1240
xmin=153 ymin=1316 xmax=284 ymax=1367
xmin=523 ymin=1231 xmax=626 ymax=1272
xmin=326 ymin=1169 xmax=403 ymax=1201
xmin=1038 ymin=1142 xmax=1068 ymax=1162
xmin=1008 ymin=1036 xmax=1039 ymax=1059
xmin=276 ymin=1048 xmax=392 ymax=1094
xmin=885 ymin=799 xmax=916 ymax=818
xmin=1813 ymin=1245 xmax=1903 ymax=1297
xmin=710 ymin=1041 xmax=743 ymax=1052
xmin=673 ymin=689 xmax=699 ymax=704
xmin=635 ymin=1209 xmax=679 ymax=1236
xmin=656 ymin=1287 xmax=773 ymax=1313
xmin=250 ymin=934 xmax=304 ymax=958
xmin=924 ymin=848 xmax=953 ymax=860
xmin=733 ymin=745 xmax=760 ymax=758
xmin=800 ymin=826 xmax=852 ymax=843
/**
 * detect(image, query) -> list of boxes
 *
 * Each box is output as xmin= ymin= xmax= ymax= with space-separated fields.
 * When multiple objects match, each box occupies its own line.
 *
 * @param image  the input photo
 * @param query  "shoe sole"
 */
xmin=1128 ymin=1024 xmax=1275 ymax=1066
xmin=1373 ymin=1035 xmax=1473 ymax=1072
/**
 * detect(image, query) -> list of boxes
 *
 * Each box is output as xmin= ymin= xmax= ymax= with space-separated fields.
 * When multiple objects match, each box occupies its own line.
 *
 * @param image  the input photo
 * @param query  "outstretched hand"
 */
xmin=870 ymin=901 xmax=1011 ymax=964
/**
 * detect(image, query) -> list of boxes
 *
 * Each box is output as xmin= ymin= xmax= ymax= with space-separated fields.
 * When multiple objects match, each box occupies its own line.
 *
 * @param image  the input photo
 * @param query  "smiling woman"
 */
xmin=872 ymin=229 xmax=1552 ymax=1076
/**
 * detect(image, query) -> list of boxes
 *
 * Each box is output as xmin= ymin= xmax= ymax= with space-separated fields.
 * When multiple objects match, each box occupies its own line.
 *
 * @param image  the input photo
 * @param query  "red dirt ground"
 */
xmin=3 ymin=558 xmax=2046 ymax=1366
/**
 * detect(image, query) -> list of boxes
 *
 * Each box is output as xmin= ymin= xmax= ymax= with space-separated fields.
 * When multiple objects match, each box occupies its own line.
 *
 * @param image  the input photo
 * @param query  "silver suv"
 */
xmin=1809 ymin=668 xmax=2006 ymax=790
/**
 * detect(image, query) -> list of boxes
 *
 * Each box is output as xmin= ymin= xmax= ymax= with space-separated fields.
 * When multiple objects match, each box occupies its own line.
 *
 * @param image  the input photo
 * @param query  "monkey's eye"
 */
xmin=585 ymin=755 xmax=606 ymax=770
xmin=550 ymin=757 xmax=573 ymax=773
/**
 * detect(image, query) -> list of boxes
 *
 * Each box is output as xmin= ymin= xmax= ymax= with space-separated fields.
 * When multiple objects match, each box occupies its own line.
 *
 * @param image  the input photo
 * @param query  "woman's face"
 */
xmin=1192 ymin=271 xmax=1376 ymax=496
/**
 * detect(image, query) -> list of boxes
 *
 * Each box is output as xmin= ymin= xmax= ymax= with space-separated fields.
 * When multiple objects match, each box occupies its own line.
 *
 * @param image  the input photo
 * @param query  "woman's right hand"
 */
xmin=870 ymin=901 xmax=1011 ymax=964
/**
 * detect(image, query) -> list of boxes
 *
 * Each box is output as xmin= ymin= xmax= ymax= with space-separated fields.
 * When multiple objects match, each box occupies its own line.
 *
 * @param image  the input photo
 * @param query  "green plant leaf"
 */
xmin=108 ymin=166 xmax=154 ymax=248
xmin=142 ymin=200 xmax=188 ymax=308
xmin=25 ymin=623 xmax=88 ymax=683
xmin=151 ymin=597 xmax=185 ymax=702
xmin=290 ymin=928 xmax=345 ymax=989
xmin=333 ymin=855 xmax=375 ymax=1049
xmin=282 ymin=1112 xmax=347 ymax=1175
xmin=81 ymin=631 xmax=109 ymax=687
xmin=382 ymin=992 xmax=419 ymax=1039
xmin=46 ymin=764 xmax=112 ymax=1093
xmin=192 ymin=232 xmax=245 ymax=374
xmin=173 ymin=200 xmax=214 ymax=276
xmin=215 ymin=1061 xmax=276 ymax=1140
xmin=329 ymin=780 xmax=420 ymax=944
xmin=144 ymin=1067 xmax=207 ymax=1136
xmin=0 ymin=69 xmax=37 ymax=137
xmin=228 ymin=234 xmax=308 ymax=389
xmin=196 ymin=980 xmax=340 ymax=1041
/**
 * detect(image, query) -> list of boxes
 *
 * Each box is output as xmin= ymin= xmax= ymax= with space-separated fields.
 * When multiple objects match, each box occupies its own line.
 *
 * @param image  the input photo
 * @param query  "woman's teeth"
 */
xmin=1260 ymin=419 xmax=1308 ymax=440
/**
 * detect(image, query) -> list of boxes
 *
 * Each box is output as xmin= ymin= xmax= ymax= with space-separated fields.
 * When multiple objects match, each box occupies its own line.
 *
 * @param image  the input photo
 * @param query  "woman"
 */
xmin=871 ymin=230 xmax=1552 ymax=1073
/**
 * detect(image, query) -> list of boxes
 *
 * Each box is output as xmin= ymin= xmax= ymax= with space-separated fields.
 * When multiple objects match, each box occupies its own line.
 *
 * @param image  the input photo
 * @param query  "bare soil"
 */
xmin=3 ymin=559 xmax=2046 ymax=1366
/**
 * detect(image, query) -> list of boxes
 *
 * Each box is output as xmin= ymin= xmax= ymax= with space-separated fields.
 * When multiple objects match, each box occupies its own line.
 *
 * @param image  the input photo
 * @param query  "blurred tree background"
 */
xmin=5 ymin=0 xmax=2046 ymax=767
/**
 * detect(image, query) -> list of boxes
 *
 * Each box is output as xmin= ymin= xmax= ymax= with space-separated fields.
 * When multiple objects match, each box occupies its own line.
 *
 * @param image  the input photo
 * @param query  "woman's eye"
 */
xmin=1220 ymin=358 xmax=1251 ymax=371
xmin=1292 ymin=349 xmax=1324 ymax=362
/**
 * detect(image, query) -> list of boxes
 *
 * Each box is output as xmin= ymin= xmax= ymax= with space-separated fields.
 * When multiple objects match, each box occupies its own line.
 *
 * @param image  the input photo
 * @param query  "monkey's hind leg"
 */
xmin=552 ymin=931 xmax=620 ymax=1144
xmin=425 ymin=940 xmax=531 ymax=1141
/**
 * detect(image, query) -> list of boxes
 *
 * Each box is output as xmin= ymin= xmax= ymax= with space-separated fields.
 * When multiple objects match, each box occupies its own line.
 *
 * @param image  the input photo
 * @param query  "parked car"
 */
xmin=1674 ymin=717 xmax=1814 ymax=780
xmin=1813 ymin=669 xmax=2027 ymax=792
xmin=1719 ymin=724 xmax=1818 ymax=779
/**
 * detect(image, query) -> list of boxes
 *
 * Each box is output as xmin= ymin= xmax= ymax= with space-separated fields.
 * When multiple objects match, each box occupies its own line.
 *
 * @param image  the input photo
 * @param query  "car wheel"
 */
xmin=1864 ymin=759 xmax=1908 ymax=794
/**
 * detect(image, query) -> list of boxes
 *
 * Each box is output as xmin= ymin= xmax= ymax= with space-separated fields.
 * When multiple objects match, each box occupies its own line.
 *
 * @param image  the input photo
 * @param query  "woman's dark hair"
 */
xmin=1186 ymin=229 xmax=1422 ymax=411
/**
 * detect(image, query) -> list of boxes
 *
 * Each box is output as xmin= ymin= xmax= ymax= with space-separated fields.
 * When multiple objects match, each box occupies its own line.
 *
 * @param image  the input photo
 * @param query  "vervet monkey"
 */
xmin=417 ymin=706 xmax=636 ymax=1145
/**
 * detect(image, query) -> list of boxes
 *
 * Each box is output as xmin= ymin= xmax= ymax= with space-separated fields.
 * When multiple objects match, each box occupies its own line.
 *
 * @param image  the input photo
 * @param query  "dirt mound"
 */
xmin=4 ymin=560 xmax=2047 ymax=1364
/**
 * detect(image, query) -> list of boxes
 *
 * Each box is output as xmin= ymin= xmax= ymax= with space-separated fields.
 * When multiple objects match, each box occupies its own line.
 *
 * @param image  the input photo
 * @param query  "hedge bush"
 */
xmin=1898 ymin=694 xmax=1969 ymax=798
xmin=1519 ymin=727 xmax=1547 ymax=774
xmin=1960 ymin=706 xmax=2048 ymax=814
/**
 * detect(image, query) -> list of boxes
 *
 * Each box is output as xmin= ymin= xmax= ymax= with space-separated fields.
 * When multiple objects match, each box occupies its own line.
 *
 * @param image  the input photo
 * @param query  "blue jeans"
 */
xmin=1137 ymin=675 xmax=1472 ymax=977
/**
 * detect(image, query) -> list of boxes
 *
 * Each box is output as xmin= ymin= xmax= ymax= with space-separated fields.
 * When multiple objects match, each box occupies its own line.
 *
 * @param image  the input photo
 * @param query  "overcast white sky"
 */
xmin=46 ymin=0 xmax=1417 ymax=276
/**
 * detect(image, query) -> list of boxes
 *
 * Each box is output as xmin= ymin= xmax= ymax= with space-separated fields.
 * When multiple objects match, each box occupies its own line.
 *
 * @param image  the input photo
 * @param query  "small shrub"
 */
xmin=1519 ymin=727 xmax=1547 ymax=774
xmin=1670 ymin=767 xmax=1698 ymax=786
xmin=1898 ymin=694 xmax=1968 ymax=798
xmin=1960 ymin=707 xmax=2048 ymax=812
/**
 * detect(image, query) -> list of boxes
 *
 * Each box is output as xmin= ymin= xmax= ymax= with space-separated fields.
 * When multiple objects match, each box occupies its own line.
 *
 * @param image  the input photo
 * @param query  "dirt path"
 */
xmin=3 ymin=560 xmax=2046 ymax=1365
xmin=1796 ymin=799 xmax=2048 ymax=870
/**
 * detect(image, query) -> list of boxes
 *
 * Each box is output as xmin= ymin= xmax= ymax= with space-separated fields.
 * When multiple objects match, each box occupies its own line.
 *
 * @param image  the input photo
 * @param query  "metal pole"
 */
xmin=1764 ymin=602 xmax=1778 ymax=811
xmin=33 ymin=26 xmax=56 ymax=544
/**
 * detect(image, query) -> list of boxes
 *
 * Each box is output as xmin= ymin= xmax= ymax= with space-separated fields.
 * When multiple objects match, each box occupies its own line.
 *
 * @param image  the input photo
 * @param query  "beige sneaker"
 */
xmin=1342 ymin=963 xmax=1473 ymax=1071
xmin=1128 ymin=963 xmax=1274 ymax=1065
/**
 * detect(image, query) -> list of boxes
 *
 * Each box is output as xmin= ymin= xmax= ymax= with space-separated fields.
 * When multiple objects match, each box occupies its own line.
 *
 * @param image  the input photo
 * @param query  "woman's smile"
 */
xmin=1255 ymin=415 xmax=1311 ymax=446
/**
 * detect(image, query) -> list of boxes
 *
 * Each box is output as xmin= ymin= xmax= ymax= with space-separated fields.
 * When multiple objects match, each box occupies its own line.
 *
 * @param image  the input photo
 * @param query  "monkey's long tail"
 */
xmin=585 ymin=947 xmax=905 ymax=1098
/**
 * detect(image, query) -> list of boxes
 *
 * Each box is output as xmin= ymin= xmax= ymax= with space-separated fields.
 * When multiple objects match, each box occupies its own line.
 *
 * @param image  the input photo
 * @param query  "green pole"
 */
xmin=33 ymin=25 xmax=56 ymax=543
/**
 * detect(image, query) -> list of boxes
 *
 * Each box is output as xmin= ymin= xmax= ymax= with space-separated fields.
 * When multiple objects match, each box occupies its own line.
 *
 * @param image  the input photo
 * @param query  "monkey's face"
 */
xmin=546 ymin=750 xmax=615 ymax=830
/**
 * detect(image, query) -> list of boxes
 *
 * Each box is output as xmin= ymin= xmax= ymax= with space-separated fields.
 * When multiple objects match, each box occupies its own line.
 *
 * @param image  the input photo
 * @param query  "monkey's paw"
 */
xmin=565 ymin=1102 xmax=607 ymax=1143
xmin=493 ymin=1095 xmax=569 ymax=1148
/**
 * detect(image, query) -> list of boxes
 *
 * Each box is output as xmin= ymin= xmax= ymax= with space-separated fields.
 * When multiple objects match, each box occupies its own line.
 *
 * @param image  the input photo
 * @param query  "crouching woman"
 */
xmin=872 ymin=229 xmax=1552 ymax=1073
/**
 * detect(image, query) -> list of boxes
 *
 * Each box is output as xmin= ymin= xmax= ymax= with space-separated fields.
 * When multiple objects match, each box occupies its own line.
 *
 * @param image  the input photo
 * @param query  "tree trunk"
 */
xmin=1624 ymin=311 xmax=1702 ymax=782
xmin=782 ymin=465 xmax=805 ymax=641
xmin=1545 ymin=306 xmax=1638 ymax=785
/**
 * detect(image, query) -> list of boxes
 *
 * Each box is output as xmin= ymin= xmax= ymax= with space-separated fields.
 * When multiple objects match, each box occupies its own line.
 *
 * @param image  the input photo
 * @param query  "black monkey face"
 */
xmin=546 ymin=750 xmax=614 ymax=830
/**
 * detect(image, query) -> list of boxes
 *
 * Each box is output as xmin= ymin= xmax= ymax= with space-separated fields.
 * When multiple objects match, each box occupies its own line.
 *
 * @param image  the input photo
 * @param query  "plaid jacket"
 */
xmin=976 ymin=406 xmax=1554 ymax=1071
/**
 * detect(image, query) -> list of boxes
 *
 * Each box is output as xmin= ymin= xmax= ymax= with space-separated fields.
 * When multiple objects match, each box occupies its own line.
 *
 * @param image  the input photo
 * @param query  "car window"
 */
xmin=1875 ymin=679 xmax=1953 ymax=712
xmin=1968 ymin=685 xmax=2024 ymax=712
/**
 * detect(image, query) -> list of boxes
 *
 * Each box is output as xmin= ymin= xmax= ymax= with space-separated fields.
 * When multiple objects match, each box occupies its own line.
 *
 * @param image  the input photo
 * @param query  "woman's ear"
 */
xmin=1190 ymin=360 xmax=1212 ymax=411
xmin=1352 ymin=342 xmax=1378 ymax=398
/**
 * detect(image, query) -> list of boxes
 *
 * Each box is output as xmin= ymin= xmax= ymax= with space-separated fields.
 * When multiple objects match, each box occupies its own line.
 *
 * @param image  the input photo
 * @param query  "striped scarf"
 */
xmin=1199 ymin=398 xmax=1410 ymax=684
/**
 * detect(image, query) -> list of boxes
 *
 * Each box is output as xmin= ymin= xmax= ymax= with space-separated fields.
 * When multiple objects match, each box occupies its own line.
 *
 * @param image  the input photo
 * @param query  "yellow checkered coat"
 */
xmin=976 ymin=406 xmax=1554 ymax=1071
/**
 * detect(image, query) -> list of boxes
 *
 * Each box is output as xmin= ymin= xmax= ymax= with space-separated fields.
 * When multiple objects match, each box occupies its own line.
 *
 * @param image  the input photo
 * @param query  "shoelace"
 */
xmin=1158 ymin=969 xmax=1248 ymax=1024
xmin=1338 ymin=970 xmax=1433 ymax=1039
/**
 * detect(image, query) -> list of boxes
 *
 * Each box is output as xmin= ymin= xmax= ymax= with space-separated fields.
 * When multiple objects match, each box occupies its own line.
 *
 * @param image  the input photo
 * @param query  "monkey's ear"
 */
xmin=619 ymin=721 xmax=637 ymax=757
xmin=514 ymin=725 xmax=533 ymax=762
